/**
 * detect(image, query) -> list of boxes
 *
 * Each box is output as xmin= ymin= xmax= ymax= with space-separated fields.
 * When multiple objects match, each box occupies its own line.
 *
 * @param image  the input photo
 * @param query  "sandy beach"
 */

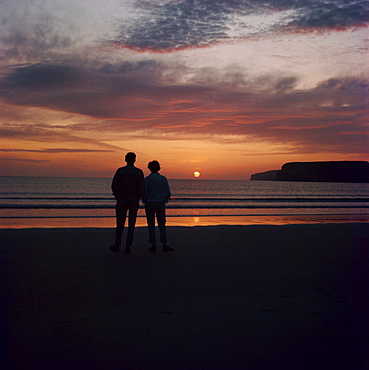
xmin=1 ymin=224 xmax=368 ymax=369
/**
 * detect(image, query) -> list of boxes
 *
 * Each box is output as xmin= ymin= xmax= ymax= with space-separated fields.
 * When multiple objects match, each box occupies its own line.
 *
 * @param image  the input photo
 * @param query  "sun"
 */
xmin=193 ymin=171 xmax=201 ymax=178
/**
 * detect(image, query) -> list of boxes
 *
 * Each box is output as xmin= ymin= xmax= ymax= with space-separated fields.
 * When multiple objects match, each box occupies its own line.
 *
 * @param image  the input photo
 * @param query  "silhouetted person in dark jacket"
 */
xmin=110 ymin=152 xmax=144 ymax=253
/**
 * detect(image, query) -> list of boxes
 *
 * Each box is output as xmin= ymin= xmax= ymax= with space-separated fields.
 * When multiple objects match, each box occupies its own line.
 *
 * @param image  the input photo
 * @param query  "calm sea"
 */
xmin=0 ymin=176 xmax=368 ymax=228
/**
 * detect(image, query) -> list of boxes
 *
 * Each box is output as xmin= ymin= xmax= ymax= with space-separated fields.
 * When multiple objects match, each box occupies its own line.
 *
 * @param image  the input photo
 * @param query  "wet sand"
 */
xmin=1 ymin=224 xmax=368 ymax=369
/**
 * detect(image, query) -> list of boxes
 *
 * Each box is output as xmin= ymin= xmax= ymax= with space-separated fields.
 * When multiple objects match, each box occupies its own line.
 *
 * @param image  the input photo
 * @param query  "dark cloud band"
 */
xmin=113 ymin=0 xmax=369 ymax=52
xmin=0 ymin=148 xmax=113 ymax=153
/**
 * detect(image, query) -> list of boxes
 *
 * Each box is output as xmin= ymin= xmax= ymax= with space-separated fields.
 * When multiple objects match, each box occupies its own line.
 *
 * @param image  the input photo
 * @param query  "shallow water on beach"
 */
xmin=1 ymin=176 xmax=368 ymax=228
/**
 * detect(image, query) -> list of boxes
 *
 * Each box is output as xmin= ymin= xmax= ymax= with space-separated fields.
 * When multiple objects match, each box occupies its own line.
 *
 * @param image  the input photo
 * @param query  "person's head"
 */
xmin=148 ymin=160 xmax=161 ymax=173
xmin=125 ymin=152 xmax=136 ymax=165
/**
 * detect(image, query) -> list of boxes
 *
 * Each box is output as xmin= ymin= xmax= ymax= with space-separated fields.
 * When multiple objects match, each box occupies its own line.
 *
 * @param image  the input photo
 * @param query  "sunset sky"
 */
xmin=1 ymin=0 xmax=368 ymax=179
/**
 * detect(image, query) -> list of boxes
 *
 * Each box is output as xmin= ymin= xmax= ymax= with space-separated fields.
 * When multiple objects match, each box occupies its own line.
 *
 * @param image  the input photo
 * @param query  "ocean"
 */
xmin=0 ymin=176 xmax=368 ymax=228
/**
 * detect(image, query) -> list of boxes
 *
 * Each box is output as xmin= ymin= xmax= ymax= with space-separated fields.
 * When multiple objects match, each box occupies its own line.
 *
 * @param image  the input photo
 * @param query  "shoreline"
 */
xmin=2 ymin=223 xmax=368 ymax=369
xmin=1 ymin=213 xmax=368 ymax=228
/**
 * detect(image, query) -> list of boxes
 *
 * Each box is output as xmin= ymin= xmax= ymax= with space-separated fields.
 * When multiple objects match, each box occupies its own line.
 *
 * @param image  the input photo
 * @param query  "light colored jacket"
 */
xmin=143 ymin=173 xmax=171 ymax=203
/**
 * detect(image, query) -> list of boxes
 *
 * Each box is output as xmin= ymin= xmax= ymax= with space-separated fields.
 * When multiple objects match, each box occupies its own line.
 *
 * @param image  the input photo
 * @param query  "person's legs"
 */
xmin=126 ymin=198 xmax=139 ymax=248
xmin=156 ymin=201 xmax=167 ymax=245
xmin=114 ymin=200 xmax=128 ymax=247
xmin=145 ymin=202 xmax=156 ymax=245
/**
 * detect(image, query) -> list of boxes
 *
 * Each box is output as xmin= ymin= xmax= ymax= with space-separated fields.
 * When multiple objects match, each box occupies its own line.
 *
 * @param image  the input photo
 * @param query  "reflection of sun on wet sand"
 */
xmin=1 ymin=223 xmax=367 ymax=369
xmin=193 ymin=216 xmax=200 ymax=224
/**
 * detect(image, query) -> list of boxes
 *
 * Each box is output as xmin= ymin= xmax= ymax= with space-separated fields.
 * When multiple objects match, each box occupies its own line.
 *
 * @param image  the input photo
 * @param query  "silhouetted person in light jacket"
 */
xmin=143 ymin=160 xmax=173 ymax=252
xmin=110 ymin=152 xmax=144 ymax=253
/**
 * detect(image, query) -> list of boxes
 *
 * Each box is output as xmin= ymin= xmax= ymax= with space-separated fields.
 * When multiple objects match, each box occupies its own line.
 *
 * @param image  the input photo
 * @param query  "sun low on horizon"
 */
xmin=193 ymin=171 xmax=201 ymax=178
xmin=0 ymin=0 xmax=368 ymax=179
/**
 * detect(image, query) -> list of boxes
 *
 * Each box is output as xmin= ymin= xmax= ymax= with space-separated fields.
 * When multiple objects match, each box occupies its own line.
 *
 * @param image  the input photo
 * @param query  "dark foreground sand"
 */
xmin=1 ymin=224 xmax=368 ymax=370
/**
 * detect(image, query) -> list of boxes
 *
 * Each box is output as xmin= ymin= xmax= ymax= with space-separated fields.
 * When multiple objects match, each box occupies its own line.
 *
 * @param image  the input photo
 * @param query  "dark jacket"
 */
xmin=111 ymin=165 xmax=144 ymax=200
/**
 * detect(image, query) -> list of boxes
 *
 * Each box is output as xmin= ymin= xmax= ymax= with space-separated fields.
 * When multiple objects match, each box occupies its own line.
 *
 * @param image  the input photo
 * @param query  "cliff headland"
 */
xmin=251 ymin=161 xmax=369 ymax=183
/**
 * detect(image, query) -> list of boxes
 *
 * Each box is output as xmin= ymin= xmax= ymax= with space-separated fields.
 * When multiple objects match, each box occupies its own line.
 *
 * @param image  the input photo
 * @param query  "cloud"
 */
xmin=113 ymin=0 xmax=233 ymax=52
xmin=0 ymin=157 xmax=49 ymax=163
xmin=286 ymin=0 xmax=369 ymax=29
xmin=0 ymin=148 xmax=113 ymax=154
xmin=0 ymin=50 xmax=367 ymax=157
xmin=0 ymin=63 xmax=212 ymax=119
xmin=1 ymin=64 xmax=86 ymax=91
xmin=1 ymin=0 xmax=367 ymax=68
xmin=1 ymin=63 xmax=367 ymax=144
xmin=1 ymin=0 xmax=77 ymax=63
xmin=0 ymin=0 xmax=124 ymax=65
xmin=111 ymin=0 xmax=369 ymax=52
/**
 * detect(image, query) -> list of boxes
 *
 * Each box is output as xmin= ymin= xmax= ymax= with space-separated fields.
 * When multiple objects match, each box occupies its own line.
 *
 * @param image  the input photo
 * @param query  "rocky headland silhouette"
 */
xmin=250 ymin=161 xmax=369 ymax=183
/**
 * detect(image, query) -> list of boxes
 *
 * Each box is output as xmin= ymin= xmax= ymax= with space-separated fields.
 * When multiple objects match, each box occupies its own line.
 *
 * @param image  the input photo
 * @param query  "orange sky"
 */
xmin=1 ymin=0 xmax=368 ymax=179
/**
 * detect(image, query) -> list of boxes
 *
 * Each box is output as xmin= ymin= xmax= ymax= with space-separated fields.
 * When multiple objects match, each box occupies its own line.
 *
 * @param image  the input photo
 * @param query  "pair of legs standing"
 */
xmin=145 ymin=201 xmax=172 ymax=251
xmin=112 ymin=195 xmax=139 ymax=253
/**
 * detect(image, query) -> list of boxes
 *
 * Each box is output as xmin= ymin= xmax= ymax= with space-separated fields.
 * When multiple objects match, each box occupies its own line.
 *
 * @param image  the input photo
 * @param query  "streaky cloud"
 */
xmin=0 ymin=63 xmax=212 ymax=119
xmin=0 ymin=148 xmax=114 ymax=154
xmin=0 ymin=157 xmax=49 ymax=163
